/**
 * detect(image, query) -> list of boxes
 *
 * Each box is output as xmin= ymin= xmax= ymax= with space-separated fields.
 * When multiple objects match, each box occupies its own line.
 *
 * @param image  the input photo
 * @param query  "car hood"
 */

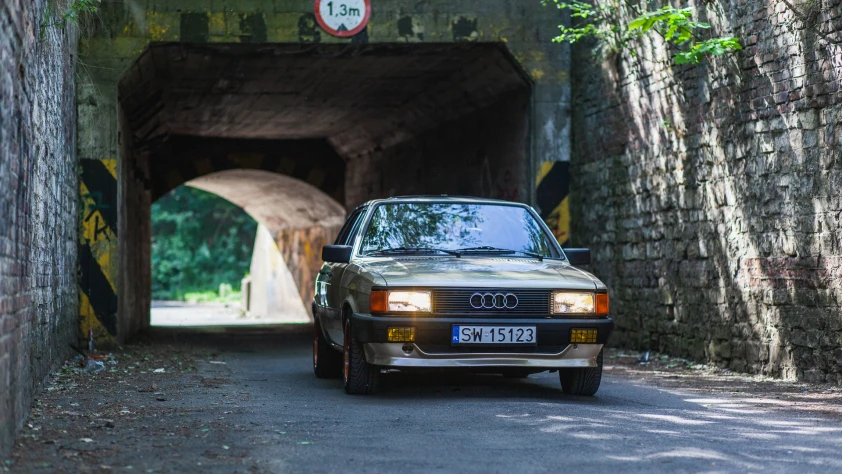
xmin=356 ymin=256 xmax=601 ymax=290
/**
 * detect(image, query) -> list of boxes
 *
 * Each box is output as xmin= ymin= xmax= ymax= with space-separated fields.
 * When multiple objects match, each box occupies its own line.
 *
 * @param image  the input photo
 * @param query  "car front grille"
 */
xmin=432 ymin=289 xmax=551 ymax=316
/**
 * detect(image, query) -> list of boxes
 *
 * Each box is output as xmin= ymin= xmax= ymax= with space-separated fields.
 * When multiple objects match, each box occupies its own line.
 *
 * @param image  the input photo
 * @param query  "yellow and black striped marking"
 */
xmin=79 ymin=159 xmax=119 ymax=346
xmin=536 ymin=161 xmax=570 ymax=247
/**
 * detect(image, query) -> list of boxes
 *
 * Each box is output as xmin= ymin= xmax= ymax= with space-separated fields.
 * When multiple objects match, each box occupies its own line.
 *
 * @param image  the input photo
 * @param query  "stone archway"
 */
xmin=185 ymin=169 xmax=346 ymax=312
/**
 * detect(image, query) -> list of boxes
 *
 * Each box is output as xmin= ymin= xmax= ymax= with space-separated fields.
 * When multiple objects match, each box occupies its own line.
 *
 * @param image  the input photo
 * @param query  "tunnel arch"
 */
xmin=185 ymin=169 xmax=346 ymax=232
xmin=146 ymin=166 xmax=347 ymax=328
xmin=146 ymin=135 xmax=346 ymax=205
xmin=149 ymin=169 xmax=346 ymax=326
xmin=119 ymin=133 xmax=349 ymax=333
xmin=184 ymin=169 xmax=346 ymax=315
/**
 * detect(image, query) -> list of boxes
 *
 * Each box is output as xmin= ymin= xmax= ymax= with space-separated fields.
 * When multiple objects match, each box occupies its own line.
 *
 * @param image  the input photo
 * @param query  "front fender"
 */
xmin=341 ymin=262 xmax=386 ymax=315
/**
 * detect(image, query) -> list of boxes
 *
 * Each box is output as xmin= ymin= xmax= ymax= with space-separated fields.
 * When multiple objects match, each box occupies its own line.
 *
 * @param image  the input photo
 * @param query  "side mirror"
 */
xmin=322 ymin=245 xmax=352 ymax=263
xmin=564 ymin=248 xmax=591 ymax=266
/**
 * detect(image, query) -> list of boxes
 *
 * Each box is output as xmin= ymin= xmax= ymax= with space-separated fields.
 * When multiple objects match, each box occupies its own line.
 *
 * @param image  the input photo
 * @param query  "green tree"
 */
xmin=151 ymin=186 xmax=257 ymax=301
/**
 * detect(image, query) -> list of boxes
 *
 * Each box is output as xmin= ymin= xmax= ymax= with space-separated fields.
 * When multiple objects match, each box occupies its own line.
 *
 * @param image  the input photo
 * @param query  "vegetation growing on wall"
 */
xmin=544 ymin=0 xmax=742 ymax=64
xmin=152 ymin=186 xmax=257 ymax=302
xmin=40 ymin=0 xmax=100 ymax=39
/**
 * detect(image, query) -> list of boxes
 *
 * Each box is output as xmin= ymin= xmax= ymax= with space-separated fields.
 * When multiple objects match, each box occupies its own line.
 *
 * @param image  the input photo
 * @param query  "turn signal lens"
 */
xmin=595 ymin=293 xmax=609 ymax=315
xmin=553 ymin=292 xmax=595 ymax=314
xmin=387 ymin=327 xmax=415 ymax=342
xmin=370 ymin=290 xmax=388 ymax=313
xmin=571 ymin=328 xmax=598 ymax=344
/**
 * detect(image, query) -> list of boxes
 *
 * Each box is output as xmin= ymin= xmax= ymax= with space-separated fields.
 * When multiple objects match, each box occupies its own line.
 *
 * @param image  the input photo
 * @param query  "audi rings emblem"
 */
xmin=470 ymin=292 xmax=518 ymax=310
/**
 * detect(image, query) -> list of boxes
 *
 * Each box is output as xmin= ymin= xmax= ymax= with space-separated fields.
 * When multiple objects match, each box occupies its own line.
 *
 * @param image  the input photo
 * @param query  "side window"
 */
xmin=343 ymin=208 xmax=368 ymax=248
xmin=334 ymin=208 xmax=366 ymax=245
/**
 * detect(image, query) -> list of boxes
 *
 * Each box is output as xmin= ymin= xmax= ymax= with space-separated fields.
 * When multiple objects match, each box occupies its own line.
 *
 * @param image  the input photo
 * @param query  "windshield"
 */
xmin=359 ymin=203 xmax=560 ymax=258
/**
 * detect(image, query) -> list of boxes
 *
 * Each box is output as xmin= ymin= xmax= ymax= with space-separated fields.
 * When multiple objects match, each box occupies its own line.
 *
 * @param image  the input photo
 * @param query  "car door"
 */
xmin=318 ymin=207 xmax=367 ymax=344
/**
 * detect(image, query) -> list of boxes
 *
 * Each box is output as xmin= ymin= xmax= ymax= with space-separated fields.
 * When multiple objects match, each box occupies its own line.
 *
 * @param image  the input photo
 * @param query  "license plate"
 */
xmin=451 ymin=326 xmax=536 ymax=345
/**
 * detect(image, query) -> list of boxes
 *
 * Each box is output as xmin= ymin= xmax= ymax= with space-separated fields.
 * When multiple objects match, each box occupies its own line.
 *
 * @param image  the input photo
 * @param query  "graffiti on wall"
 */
xmin=79 ymin=159 xmax=119 ymax=346
xmin=536 ymin=161 xmax=570 ymax=246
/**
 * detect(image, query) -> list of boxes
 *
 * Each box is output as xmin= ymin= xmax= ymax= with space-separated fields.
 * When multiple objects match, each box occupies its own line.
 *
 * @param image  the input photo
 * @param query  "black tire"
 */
xmin=559 ymin=349 xmax=603 ymax=396
xmin=343 ymin=316 xmax=380 ymax=394
xmin=313 ymin=319 xmax=342 ymax=379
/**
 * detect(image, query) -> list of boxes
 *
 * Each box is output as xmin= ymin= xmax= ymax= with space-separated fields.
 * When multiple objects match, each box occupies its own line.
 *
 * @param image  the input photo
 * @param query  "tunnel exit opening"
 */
xmin=115 ymin=42 xmax=532 ymax=340
xmin=150 ymin=170 xmax=345 ymax=328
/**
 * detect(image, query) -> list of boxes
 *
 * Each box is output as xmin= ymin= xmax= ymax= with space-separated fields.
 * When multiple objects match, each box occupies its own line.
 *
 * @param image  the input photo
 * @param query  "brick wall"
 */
xmin=570 ymin=0 xmax=842 ymax=381
xmin=0 ymin=0 xmax=78 ymax=455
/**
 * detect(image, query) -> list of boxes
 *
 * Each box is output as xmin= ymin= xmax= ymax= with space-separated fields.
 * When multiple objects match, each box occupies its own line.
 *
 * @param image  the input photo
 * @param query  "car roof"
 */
xmin=359 ymin=195 xmax=529 ymax=207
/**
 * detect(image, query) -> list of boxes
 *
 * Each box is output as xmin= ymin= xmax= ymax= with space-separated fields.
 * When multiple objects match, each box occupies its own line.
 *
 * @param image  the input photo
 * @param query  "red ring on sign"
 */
xmin=314 ymin=0 xmax=371 ymax=38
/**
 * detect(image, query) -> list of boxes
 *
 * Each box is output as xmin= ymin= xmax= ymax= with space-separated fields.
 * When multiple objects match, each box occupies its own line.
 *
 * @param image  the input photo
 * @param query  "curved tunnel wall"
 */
xmin=186 ymin=169 xmax=346 ymax=308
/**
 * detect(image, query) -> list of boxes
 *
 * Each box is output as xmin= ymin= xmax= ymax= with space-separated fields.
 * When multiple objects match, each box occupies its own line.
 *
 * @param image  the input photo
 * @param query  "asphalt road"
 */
xmin=182 ymin=334 xmax=842 ymax=474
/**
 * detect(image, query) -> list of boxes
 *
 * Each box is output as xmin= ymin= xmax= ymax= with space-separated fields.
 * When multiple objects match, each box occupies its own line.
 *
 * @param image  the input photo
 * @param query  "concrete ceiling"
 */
xmin=186 ymin=169 xmax=346 ymax=231
xmin=118 ymin=42 xmax=530 ymax=158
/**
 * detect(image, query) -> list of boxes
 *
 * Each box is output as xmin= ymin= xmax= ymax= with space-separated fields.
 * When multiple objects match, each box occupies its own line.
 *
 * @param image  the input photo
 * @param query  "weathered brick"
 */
xmin=570 ymin=0 xmax=842 ymax=383
xmin=0 ymin=0 xmax=77 ymax=456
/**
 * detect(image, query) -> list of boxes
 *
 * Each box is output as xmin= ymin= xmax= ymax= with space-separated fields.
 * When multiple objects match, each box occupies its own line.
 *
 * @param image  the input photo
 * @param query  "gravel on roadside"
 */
xmin=4 ymin=342 xmax=261 ymax=474
xmin=604 ymin=347 xmax=842 ymax=420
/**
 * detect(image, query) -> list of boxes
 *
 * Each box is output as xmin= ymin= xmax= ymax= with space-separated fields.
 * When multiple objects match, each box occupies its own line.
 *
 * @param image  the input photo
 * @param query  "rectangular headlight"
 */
xmin=370 ymin=290 xmax=431 ymax=313
xmin=388 ymin=291 xmax=431 ymax=312
xmin=553 ymin=292 xmax=595 ymax=314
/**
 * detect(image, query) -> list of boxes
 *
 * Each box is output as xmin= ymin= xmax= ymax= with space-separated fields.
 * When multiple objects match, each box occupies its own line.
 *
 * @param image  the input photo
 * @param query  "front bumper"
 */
xmin=350 ymin=313 xmax=613 ymax=369
xmin=364 ymin=342 xmax=604 ymax=368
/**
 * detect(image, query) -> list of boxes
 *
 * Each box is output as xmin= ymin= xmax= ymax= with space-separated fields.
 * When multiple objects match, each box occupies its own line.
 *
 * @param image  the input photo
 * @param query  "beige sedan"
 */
xmin=312 ymin=196 xmax=613 ymax=395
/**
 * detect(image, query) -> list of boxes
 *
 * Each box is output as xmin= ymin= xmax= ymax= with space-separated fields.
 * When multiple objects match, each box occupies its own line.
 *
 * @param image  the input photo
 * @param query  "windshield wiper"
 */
xmin=369 ymin=247 xmax=461 ymax=257
xmin=455 ymin=246 xmax=544 ymax=261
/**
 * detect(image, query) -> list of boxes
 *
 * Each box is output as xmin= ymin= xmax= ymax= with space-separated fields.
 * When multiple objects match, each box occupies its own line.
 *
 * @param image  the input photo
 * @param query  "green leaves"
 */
xmin=627 ymin=7 xmax=708 ymax=44
xmin=673 ymin=37 xmax=743 ymax=64
xmin=58 ymin=0 xmax=101 ymax=22
xmin=627 ymin=6 xmax=740 ymax=64
xmin=552 ymin=1 xmax=600 ymax=19
xmin=151 ymin=187 xmax=257 ymax=301
xmin=545 ymin=0 xmax=741 ymax=66
xmin=545 ymin=0 xmax=626 ymax=53
xmin=555 ymin=23 xmax=610 ymax=44
xmin=41 ymin=0 xmax=101 ymax=40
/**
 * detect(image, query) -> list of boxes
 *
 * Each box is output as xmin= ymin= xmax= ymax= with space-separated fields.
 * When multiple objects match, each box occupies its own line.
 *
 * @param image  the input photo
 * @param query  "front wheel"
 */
xmin=559 ymin=349 xmax=603 ymax=396
xmin=343 ymin=317 xmax=380 ymax=394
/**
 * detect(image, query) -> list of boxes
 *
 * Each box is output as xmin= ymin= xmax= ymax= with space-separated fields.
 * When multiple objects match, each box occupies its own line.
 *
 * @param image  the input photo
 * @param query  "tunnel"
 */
xmin=114 ymin=42 xmax=533 ymax=338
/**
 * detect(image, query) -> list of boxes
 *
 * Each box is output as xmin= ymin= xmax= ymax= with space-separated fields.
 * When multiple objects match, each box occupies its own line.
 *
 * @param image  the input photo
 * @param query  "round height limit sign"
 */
xmin=315 ymin=0 xmax=371 ymax=37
